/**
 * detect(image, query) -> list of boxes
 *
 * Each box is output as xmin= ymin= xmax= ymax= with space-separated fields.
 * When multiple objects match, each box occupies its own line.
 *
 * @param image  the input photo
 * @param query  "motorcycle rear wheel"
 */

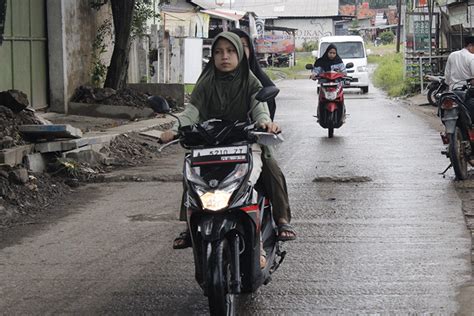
xmin=427 ymin=85 xmax=439 ymax=106
xmin=448 ymin=127 xmax=468 ymax=180
xmin=207 ymin=239 xmax=235 ymax=316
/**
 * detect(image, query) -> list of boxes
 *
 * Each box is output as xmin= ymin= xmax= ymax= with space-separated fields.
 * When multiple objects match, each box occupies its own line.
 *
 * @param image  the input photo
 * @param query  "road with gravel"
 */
xmin=0 ymin=80 xmax=473 ymax=314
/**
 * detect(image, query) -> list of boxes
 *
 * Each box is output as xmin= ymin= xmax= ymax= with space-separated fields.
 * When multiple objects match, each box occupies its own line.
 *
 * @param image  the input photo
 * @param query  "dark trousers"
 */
xmin=261 ymin=157 xmax=292 ymax=224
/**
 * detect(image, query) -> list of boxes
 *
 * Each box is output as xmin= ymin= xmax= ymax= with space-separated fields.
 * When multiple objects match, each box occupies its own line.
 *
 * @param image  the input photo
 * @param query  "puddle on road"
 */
xmin=313 ymin=176 xmax=373 ymax=183
xmin=127 ymin=213 xmax=174 ymax=222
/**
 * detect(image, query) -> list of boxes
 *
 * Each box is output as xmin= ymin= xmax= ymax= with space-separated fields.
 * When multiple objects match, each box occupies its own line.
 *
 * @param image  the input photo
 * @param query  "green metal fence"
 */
xmin=0 ymin=0 xmax=47 ymax=109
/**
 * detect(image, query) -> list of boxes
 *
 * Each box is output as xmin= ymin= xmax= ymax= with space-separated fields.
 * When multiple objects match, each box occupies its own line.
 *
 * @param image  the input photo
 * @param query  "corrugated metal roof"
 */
xmin=191 ymin=0 xmax=339 ymax=17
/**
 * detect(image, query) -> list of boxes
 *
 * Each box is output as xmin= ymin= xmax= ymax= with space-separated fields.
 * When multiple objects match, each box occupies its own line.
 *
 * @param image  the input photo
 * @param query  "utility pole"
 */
xmin=396 ymin=0 xmax=402 ymax=53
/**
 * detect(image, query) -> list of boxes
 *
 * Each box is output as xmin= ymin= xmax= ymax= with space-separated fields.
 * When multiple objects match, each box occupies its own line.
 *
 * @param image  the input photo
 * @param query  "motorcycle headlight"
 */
xmin=324 ymin=90 xmax=337 ymax=100
xmin=219 ymin=163 xmax=248 ymax=188
xmin=186 ymin=160 xmax=247 ymax=211
xmin=197 ymin=182 xmax=240 ymax=211
xmin=357 ymin=66 xmax=367 ymax=72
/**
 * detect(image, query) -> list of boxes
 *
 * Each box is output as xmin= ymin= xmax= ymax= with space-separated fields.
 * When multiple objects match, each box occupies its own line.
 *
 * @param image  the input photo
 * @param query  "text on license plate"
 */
xmin=192 ymin=145 xmax=248 ymax=157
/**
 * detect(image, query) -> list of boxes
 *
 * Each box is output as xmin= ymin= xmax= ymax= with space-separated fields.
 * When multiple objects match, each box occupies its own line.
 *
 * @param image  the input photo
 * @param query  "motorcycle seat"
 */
xmin=453 ymin=90 xmax=466 ymax=100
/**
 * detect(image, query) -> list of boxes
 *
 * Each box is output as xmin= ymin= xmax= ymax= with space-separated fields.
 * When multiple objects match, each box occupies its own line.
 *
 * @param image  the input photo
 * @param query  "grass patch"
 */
xmin=185 ymin=84 xmax=194 ymax=94
xmin=371 ymin=52 xmax=415 ymax=97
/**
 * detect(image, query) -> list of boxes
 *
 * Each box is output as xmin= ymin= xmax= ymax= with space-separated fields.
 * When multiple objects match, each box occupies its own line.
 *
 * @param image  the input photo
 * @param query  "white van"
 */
xmin=314 ymin=35 xmax=370 ymax=94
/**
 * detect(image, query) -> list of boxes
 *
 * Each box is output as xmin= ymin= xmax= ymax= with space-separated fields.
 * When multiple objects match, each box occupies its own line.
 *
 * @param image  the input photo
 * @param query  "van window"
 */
xmin=320 ymin=42 xmax=365 ymax=59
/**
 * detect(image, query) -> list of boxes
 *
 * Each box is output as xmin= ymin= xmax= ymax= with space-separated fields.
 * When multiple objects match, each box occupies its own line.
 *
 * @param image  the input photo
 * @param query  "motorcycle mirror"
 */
xmin=147 ymin=95 xmax=182 ymax=128
xmin=148 ymin=95 xmax=170 ymax=113
xmin=247 ymin=86 xmax=280 ymax=121
xmin=346 ymin=62 xmax=354 ymax=69
xmin=305 ymin=64 xmax=314 ymax=70
xmin=255 ymin=86 xmax=280 ymax=103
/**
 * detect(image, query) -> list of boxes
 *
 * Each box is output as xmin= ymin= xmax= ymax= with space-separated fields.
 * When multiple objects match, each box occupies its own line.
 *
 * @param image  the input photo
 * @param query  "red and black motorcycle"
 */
xmin=306 ymin=63 xmax=354 ymax=138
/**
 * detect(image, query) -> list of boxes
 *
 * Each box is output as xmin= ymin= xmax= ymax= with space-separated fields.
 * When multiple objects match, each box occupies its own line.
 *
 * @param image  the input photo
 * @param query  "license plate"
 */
xmin=192 ymin=145 xmax=248 ymax=158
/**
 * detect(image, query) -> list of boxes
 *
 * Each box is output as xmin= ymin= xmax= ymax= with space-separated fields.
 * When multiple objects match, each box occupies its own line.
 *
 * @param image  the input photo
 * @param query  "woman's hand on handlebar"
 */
xmin=160 ymin=130 xmax=177 ymax=143
xmin=260 ymin=121 xmax=281 ymax=134
xmin=310 ymin=73 xmax=318 ymax=80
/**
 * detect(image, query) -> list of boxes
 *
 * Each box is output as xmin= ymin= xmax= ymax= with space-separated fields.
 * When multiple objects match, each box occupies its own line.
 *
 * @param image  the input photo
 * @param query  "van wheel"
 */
xmin=361 ymin=87 xmax=369 ymax=94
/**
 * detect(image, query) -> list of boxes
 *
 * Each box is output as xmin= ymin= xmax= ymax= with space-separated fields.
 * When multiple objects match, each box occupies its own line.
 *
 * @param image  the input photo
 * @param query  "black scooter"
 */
xmin=438 ymin=79 xmax=474 ymax=179
xmin=151 ymin=87 xmax=286 ymax=315
xmin=425 ymin=75 xmax=448 ymax=106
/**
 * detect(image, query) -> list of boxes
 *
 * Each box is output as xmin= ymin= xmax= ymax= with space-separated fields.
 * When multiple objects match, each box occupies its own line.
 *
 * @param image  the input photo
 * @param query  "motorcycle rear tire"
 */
xmin=448 ymin=127 xmax=468 ymax=180
xmin=207 ymin=239 xmax=235 ymax=316
xmin=427 ymin=85 xmax=439 ymax=106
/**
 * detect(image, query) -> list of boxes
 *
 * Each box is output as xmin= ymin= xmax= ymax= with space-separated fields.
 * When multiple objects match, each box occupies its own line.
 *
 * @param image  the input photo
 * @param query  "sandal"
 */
xmin=173 ymin=230 xmax=192 ymax=249
xmin=277 ymin=223 xmax=297 ymax=241
xmin=260 ymin=241 xmax=267 ymax=269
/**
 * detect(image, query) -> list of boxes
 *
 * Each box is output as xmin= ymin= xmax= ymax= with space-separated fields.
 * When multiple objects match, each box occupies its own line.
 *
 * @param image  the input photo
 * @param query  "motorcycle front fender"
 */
xmin=326 ymin=102 xmax=338 ymax=113
xmin=198 ymin=216 xmax=237 ymax=242
xmin=442 ymin=109 xmax=459 ymax=134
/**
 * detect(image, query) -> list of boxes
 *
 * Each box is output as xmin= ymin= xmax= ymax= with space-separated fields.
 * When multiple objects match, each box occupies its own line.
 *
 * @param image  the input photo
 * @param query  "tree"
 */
xmin=91 ymin=0 xmax=160 ymax=90
xmin=104 ymin=0 xmax=136 ymax=89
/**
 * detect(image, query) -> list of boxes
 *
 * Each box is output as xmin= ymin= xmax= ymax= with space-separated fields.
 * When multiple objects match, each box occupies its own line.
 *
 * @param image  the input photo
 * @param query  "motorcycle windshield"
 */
xmin=180 ymin=120 xmax=248 ymax=147
xmin=319 ymin=71 xmax=345 ymax=81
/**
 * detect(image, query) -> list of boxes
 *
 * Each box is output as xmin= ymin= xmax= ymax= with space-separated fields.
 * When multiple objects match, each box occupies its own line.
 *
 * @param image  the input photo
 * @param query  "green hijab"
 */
xmin=190 ymin=32 xmax=263 ymax=122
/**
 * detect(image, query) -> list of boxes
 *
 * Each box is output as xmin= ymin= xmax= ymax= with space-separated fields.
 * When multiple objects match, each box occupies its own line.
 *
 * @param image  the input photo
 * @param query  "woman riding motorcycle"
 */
xmin=160 ymin=32 xmax=296 ymax=253
xmin=310 ymin=44 xmax=347 ymax=80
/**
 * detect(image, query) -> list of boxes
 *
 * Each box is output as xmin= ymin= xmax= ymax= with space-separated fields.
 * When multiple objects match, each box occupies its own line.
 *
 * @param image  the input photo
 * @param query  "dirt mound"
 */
xmin=0 ymin=105 xmax=43 ymax=149
xmin=0 ymin=129 xmax=172 ymax=227
xmin=71 ymin=85 xmax=182 ymax=111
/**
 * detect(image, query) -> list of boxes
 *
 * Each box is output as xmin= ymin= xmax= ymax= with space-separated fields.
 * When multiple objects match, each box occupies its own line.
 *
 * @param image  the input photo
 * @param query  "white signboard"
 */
xmin=184 ymin=38 xmax=203 ymax=84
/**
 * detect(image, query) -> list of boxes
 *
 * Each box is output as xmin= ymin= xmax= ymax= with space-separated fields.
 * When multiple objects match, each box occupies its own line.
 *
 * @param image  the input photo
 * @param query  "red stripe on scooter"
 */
xmin=192 ymin=159 xmax=247 ymax=166
xmin=241 ymin=205 xmax=259 ymax=212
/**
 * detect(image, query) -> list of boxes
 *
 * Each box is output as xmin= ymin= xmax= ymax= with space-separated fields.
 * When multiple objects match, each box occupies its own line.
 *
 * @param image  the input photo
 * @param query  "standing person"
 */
xmin=310 ymin=44 xmax=347 ymax=80
xmin=161 ymin=32 xmax=296 ymax=250
xmin=444 ymin=36 xmax=474 ymax=90
xmin=445 ymin=36 xmax=474 ymax=119
xmin=230 ymin=29 xmax=278 ymax=119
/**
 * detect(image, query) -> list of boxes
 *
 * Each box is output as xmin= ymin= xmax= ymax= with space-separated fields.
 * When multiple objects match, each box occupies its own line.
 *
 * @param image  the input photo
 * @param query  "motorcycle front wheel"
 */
xmin=328 ymin=112 xmax=335 ymax=138
xmin=448 ymin=127 xmax=468 ymax=180
xmin=207 ymin=239 xmax=235 ymax=316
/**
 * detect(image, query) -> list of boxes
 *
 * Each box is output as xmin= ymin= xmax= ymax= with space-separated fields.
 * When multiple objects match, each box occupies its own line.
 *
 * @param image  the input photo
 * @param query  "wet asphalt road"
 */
xmin=0 ymin=80 xmax=473 ymax=314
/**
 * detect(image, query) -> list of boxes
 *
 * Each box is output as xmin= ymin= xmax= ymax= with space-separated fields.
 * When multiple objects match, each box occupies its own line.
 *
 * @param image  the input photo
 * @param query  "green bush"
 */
xmin=372 ymin=52 xmax=413 ymax=97
xmin=301 ymin=40 xmax=318 ymax=52
xmin=380 ymin=31 xmax=395 ymax=45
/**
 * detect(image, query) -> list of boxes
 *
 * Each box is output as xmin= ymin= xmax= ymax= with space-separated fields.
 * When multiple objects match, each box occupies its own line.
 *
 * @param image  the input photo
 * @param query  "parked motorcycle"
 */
xmin=150 ymin=87 xmax=286 ymax=315
xmin=425 ymin=74 xmax=448 ymax=106
xmin=306 ymin=62 xmax=354 ymax=138
xmin=438 ymin=79 xmax=474 ymax=180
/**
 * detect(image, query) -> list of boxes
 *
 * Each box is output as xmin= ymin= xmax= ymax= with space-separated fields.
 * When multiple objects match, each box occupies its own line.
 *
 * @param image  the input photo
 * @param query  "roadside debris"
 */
xmin=0 ymin=86 xmax=178 ymax=228
xmin=71 ymin=85 xmax=184 ymax=112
